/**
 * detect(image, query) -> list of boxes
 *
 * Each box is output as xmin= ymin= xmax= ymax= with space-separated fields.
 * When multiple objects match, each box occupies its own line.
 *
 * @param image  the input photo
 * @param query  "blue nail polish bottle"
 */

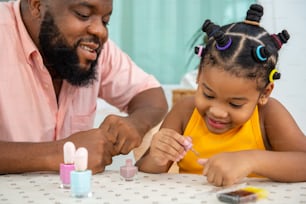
xmin=70 ymin=147 xmax=92 ymax=198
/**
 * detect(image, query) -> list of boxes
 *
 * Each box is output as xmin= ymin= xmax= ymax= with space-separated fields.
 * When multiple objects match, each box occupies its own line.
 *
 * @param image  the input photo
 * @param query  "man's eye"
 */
xmin=75 ymin=11 xmax=90 ymax=20
xmin=102 ymin=16 xmax=110 ymax=26
xmin=103 ymin=20 xmax=109 ymax=26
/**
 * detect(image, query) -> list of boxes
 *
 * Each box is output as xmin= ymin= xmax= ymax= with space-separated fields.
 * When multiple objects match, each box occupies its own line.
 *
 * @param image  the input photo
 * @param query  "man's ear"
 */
xmin=258 ymin=83 xmax=274 ymax=105
xmin=27 ymin=0 xmax=42 ymax=18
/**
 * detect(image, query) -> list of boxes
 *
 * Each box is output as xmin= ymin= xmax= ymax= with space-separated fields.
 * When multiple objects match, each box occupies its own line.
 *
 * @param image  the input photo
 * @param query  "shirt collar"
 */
xmin=14 ymin=0 xmax=43 ymax=67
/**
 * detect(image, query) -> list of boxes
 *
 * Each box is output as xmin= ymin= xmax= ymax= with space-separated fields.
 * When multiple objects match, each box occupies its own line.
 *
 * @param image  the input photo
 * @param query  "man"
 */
xmin=0 ymin=0 xmax=168 ymax=174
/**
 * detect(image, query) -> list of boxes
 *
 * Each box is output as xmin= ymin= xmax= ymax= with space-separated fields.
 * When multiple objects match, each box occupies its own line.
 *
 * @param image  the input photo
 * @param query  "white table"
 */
xmin=0 ymin=170 xmax=305 ymax=204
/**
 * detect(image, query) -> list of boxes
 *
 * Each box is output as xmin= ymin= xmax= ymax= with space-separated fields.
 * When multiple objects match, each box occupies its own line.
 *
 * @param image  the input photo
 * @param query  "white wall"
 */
xmin=258 ymin=0 xmax=306 ymax=133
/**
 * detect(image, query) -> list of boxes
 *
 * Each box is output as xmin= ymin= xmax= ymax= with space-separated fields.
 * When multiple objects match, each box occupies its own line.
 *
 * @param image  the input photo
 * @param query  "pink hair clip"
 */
xmin=195 ymin=45 xmax=204 ymax=57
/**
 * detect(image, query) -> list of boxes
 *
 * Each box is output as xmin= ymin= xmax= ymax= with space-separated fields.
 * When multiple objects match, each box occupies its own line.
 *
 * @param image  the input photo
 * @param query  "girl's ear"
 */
xmin=258 ymin=83 xmax=274 ymax=105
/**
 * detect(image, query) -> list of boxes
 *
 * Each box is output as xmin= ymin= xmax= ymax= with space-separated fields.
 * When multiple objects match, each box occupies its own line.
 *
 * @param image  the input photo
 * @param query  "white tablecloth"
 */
xmin=0 ymin=171 xmax=305 ymax=204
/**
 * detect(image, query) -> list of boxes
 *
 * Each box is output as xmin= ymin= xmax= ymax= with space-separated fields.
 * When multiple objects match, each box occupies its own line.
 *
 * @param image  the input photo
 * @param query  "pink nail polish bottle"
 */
xmin=60 ymin=141 xmax=75 ymax=189
xmin=70 ymin=147 xmax=92 ymax=198
xmin=120 ymin=159 xmax=138 ymax=181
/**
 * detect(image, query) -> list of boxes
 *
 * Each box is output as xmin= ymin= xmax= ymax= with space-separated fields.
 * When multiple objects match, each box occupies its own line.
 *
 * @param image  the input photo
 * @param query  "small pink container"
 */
xmin=120 ymin=159 xmax=138 ymax=181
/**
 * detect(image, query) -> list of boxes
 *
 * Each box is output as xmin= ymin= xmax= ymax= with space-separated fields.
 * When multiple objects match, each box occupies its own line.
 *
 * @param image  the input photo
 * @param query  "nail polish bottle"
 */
xmin=60 ymin=141 xmax=76 ymax=189
xmin=184 ymin=136 xmax=200 ymax=157
xmin=120 ymin=159 xmax=138 ymax=181
xmin=70 ymin=147 xmax=92 ymax=198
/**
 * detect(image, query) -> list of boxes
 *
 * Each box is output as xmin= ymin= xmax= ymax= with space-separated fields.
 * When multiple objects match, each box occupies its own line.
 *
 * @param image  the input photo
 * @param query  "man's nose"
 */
xmin=87 ymin=17 xmax=108 ymax=42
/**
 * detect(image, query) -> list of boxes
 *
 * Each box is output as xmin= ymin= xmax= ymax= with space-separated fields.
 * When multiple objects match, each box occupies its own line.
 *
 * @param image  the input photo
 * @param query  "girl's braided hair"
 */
xmin=195 ymin=4 xmax=290 ymax=91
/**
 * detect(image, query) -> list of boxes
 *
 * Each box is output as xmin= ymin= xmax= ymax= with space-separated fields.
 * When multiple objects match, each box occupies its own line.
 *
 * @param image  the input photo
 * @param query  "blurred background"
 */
xmin=108 ymin=0 xmax=306 ymax=133
xmin=109 ymin=0 xmax=254 ymax=84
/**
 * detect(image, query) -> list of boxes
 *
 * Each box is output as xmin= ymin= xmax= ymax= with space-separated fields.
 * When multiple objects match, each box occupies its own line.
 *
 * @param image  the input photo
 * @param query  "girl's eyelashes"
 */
xmin=203 ymin=92 xmax=245 ymax=108
xmin=229 ymin=102 xmax=244 ymax=108
xmin=203 ymin=92 xmax=215 ymax=99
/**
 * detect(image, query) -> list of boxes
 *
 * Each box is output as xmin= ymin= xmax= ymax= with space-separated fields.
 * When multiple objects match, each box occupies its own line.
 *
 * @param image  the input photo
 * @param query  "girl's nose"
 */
xmin=209 ymin=106 xmax=228 ymax=118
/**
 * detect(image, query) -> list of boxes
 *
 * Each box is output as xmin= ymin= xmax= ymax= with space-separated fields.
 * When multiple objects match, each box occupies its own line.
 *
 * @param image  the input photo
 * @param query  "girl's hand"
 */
xmin=198 ymin=151 xmax=254 ymax=187
xmin=149 ymin=128 xmax=190 ymax=166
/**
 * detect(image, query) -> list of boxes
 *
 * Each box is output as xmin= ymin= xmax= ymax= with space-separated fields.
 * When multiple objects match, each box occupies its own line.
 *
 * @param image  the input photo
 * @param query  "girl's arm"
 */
xmin=136 ymin=96 xmax=195 ymax=173
xmin=258 ymin=97 xmax=306 ymax=181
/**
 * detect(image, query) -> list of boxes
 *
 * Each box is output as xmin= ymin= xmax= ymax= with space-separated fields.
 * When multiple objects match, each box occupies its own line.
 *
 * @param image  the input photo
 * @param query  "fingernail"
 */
xmin=183 ymin=138 xmax=190 ymax=146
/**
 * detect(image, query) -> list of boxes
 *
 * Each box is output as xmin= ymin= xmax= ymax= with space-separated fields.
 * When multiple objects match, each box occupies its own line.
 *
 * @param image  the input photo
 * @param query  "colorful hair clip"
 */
xmin=216 ymin=36 xmax=232 ymax=51
xmin=271 ymin=34 xmax=282 ymax=49
xmin=269 ymin=68 xmax=281 ymax=82
xmin=271 ymin=30 xmax=290 ymax=50
xmin=256 ymin=45 xmax=267 ymax=61
xmin=194 ymin=45 xmax=204 ymax=57
xmin=252 ymin=45 xmax=271 ymax=62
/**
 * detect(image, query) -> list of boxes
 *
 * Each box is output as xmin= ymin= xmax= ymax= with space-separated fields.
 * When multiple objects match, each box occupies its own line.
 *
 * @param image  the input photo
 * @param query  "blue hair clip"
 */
xmin=256 ymin=45 xmax=267 ymax=61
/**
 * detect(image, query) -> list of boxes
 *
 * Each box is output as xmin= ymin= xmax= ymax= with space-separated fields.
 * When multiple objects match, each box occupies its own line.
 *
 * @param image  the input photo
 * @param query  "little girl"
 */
xmin=136 ymin=4 xmax=306 ymax=187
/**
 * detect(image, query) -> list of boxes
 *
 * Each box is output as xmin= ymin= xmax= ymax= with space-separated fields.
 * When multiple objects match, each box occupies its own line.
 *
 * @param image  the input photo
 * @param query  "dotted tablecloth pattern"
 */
xmin=0 ymin=171 xmax=305 ymax=204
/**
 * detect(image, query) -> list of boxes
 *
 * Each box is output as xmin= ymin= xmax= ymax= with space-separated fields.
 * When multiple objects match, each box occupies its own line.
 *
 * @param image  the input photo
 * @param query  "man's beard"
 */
xmin=38 ymin=11 xmax=100 ymax=87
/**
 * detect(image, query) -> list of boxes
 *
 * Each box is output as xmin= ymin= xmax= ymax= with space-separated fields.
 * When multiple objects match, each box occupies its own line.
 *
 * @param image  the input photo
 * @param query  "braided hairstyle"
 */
xmin=195 ymin=4 xmax=290 ymax=91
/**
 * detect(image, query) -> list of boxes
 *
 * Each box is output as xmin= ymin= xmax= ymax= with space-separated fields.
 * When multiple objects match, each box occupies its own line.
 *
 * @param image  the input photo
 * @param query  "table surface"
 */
xmin=0 ymin=170 xmax=305 ymax=204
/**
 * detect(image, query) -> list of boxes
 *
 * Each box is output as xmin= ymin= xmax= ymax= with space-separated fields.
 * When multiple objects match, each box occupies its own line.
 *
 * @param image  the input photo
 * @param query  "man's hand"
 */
xmin=65 ymin=128 xmax=117 ymax=174
xmin=99 ymin=114 xmax=142 ymax=155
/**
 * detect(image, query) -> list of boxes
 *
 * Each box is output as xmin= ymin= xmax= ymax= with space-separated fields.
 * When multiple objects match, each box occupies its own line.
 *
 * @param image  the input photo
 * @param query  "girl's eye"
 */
xmin=229 ymin=103 xmax=243 ymax=108
xmin=203 ymin=92 xmax=215 ymax=99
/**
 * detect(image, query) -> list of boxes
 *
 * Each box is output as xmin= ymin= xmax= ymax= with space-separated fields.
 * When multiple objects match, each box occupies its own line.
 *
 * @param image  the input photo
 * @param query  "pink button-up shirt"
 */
xmin=0 ymin=1 xmax=161 ymax=142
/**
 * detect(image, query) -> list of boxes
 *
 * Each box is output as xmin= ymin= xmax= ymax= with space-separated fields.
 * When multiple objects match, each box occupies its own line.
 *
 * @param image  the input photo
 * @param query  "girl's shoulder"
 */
xmin=171 ymin=96 xmax=196 ymax=130
xmin=172 ymin=95 xmax=195 ymax=113
xmin=258 ymin=97 xmax=305 ymax=150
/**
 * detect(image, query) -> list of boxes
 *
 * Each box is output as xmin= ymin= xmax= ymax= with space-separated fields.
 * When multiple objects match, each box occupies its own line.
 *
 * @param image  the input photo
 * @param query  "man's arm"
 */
xmin=99 ymin=87 xmax=168 ymax=155
xmin=0 ymin=128 xmax=116 ymax=174
xmin=127 ymin=87 xmax=168 ymax=136
xmin=0 ymin=140 xmax=63 ymax=174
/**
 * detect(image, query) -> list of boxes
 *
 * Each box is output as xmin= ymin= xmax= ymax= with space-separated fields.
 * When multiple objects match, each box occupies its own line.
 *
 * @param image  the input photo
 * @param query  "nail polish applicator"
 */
xmin=60 ymin=141 xmax=76 ymax=188
xmin=70 ymin=147 xmax=92 ymax=198
xmin=184 ymin=137 xmax=200 ymax=157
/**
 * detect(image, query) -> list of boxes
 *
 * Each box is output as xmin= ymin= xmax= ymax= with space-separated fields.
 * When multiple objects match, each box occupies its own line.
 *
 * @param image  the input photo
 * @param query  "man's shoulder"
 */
xmin=0 ymin=1 xmax=15 ymax=25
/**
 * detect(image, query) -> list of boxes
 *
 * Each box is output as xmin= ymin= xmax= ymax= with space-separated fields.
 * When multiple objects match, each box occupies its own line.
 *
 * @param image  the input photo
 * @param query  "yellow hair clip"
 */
xmin=269 ymin=69 xmax=278 ymax=82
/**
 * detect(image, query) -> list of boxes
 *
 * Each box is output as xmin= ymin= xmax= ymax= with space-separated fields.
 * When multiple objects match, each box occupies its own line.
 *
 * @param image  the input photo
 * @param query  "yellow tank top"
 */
xmin=178 ymin=106 xmax=265 ymax=175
